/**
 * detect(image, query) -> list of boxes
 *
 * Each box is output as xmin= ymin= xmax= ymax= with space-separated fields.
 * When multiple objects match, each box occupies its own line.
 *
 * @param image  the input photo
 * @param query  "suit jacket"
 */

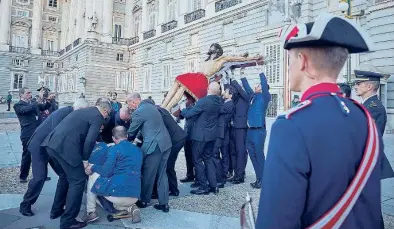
xmin=28 ymin=106 xmax=74 ymax=154
xmin=14 ymin=100 xmax=51 ymax=139
xmin=217 ymin=99 xmax=234 ymax=139
xmin=91 ymin=140 xmax=142 ymax=198
xmin=157 ymin=107 xmax=187 ymax=144
xmin=41 ymin=107 xmax=105 ymax=167
xmin=127 ymin=100 xmax=172 ymax=155
xmin=230 ymin=79 xmax=249 ymax=129
xmin=181 ymin=95 xmax=223 ymax=142
xmin=363 ymin=95 xmax=387 ymax=135
xmin=101 ymin=109 xmax=116 ymax=143
xmin=241 ymin=73 xmax=272 ymax=128
xmin=179 ymin=103 xmax=197 ymax=140
xmin=114 ymin=112 xmax=131 ymax=130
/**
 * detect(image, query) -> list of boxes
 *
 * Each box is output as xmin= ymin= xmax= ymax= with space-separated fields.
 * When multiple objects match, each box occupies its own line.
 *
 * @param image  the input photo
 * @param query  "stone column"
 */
xmin=124 ymin=0 xmax=134 ymax=38
xmin=102 ymin=0 xmax=114 ymax=43
xmin=0 ymin=0 xmax=12 ymax=50
xmin=178 ymin=0 xmax=188 ymax=27
xmin=141 ymin=0 xmax=148 ymax=33
xmin=75 ymin=0 xmax=85 ymax=39
xmin=60 ymin=0 xmax=70 ymax=48
xmin=68 ymin=0 xmax=77 ymax=44
xmin=31 ymin=0 xmax=43 ymax=54
xmin=158 ymin=0 xmax=166 ymax=25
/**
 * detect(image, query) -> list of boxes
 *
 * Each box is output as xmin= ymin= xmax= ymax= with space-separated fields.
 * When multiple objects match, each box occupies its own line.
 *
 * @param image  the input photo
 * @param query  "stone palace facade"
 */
xmin=0 ymin=0 xmax=393 ymax=130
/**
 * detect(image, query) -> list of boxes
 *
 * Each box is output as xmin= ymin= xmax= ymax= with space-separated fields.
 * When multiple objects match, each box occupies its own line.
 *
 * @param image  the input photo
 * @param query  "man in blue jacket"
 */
xmin=241 ymin=73 xmax=271 ymax=189
xmin=84 ymin=126 xmax=143 ymax=224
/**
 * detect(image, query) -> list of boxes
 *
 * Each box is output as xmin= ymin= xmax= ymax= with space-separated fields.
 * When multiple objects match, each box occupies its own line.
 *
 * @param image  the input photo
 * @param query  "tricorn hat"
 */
xmin=282 ymin=13 xmax=374 ymax=53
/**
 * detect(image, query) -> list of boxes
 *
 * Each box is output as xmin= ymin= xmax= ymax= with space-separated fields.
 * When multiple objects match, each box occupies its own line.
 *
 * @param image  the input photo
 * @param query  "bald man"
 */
xmin=115 ymin=107 xmax=131 ymax=130
xmin=180 ymin=82 xmax=223 ymax=195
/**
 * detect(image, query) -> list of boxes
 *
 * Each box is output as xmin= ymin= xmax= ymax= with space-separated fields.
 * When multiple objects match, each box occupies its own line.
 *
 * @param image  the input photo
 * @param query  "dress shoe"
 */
xmin=61 ymin=221 xmax=87 ymax=229
xmin=46 ymin=177 xmax=51 ymax=181
xmin=190 ymin=189 xmax=210 ymax=195
xmin=250 ymin=180 xmax=257 ymax=187
xmin=20 ymin=178 xmax=28 ymax=183
xmin=226 ymin=176 xmax=235 ymax=182
xmin=136 ymin=200 xmax=148 ymax=208
xmin=180 ymin=177 xmax=194 ymax=183
xmin=232 ymin=178 xmax=245 ymax=184
xmin=217 ymin=183 xmax=225 ymax=188
xmin=50 ymin=209 xmax=65 ymax=219
xmin=190 ymin=182 xmax=199 ymax=188
xmin=169 ymin=191 xmax=179 ymax=196
xmin=154 ymin=204 xmax=170 ymax=213
xmin=19 ymin=208 xmax=34 ymax=217
xmin=226 ymin=172 xmax=233 ymax=179
xmin=210 ymin=187 xmax=219 ymax=195
xmin=251 ymin=179 xmax=262 ymax=189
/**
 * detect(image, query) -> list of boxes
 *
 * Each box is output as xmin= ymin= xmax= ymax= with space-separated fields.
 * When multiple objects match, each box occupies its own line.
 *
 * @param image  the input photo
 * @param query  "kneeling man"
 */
xmin=84 ymin=126 xmax=143 ymax=223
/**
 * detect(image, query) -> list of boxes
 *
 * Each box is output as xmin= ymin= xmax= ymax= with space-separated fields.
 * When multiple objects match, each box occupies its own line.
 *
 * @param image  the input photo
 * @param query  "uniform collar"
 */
xmin=362 ymin=93 xmax=377 ymax=104
xmin=301 ymin=83 xmax=341 ymax=102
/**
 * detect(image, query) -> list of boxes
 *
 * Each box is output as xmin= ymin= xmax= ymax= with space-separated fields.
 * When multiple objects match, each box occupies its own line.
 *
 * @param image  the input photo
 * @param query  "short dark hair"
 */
xmin=112 ymin=92 xmax=117 ymax=96
xmin=112 ymin=126 xmax=127 ymax=139
xmin=19 ymin=87 xmax=29 ymax=96
xmin=338 ymin=83 xmax=352 ymax=98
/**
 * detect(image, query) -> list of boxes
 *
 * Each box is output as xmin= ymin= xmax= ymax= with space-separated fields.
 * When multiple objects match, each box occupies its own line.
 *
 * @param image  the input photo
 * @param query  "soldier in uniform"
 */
xmin=353 ymin=70 xmax=394 ymax=180
xmin=256 ymin=13 xmax=384 ymax=228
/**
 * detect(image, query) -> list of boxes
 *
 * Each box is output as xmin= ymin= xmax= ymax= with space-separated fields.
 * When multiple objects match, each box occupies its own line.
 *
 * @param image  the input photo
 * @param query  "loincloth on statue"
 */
xmin=175 ymin=72 xmax=209 ymax=101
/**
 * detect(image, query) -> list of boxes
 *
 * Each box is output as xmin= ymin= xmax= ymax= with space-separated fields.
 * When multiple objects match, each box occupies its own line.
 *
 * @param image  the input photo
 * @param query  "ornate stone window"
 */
xmin=48 ymin=0 xmax=58 ymax=8
xmin=264 ymin=43 xmax=281 ymax=84
xmin=143 ymin=66 xmax=152 ymax=92
xmin=115 ymin=71 xmax=129 ymax=91
xmin=190 ymin=0 xmax=202 ymax=11
xmin=11 ymin=73 xmax=25 ymax=90
xmin=16 ymin=10 xmax=29 ymax=18
xmin=133 ymin=9 xmax=141 ymax=37
xmin=148 ymin=2 xmax=158 ymax=30
xmin=162 ymin=63 xmax=172 ymax=91
xmin=16 ymin=0 xmax=30 ymax=5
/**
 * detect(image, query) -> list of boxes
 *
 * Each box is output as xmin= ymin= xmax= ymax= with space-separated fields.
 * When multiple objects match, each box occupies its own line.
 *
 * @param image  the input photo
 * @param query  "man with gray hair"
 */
xmin=19 ymin=98 xmax=90 ymax=217
xmin=41 ymin=100 xmax=110 ymax=229
xmin=127 ymin=92 xmax=172 ymax=212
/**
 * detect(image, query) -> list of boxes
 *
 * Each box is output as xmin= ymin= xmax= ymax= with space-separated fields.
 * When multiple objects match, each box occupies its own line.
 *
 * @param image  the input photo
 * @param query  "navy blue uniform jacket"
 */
xmin=14 ymin=100 xmax=51 ymax=139
xmin=241 ymin=73 xmax=271 ymax=128
xmin=41 ymin=107 xmax=105 ymax=167
xmin=91 ymin=140 xmax=142 ymax=198
xmin=230 ymin=79 xmax=249 ymax=128
xmin=217 ymin=99 xmax=234 ymax=139
xmin=114 ymin=112 xmax=130 ymax=130
xmin=28 ymin=106 xmax=74 ymax=154
xmin=181 ymin=95 xmax=222 ymax=142
xmin=256 ymin=83 xmax=384 ymax=229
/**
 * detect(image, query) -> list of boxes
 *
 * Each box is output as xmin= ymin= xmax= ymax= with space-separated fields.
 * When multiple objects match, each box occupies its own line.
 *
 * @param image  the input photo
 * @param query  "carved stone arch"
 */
xmin=43 ymin=25 xmax=59 ymax=33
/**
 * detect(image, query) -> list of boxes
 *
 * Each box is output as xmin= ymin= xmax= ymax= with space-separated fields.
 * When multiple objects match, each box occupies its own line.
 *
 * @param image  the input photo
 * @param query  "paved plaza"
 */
xmin=0 ymin=116 xmax=394 ymax=228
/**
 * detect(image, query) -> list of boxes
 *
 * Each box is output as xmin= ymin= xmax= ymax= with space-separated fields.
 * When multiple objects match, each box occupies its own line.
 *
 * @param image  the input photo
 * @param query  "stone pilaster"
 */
xmin=0 ymin=0 xmax=12 ymax=51
xmin=60 ymin=0 xmax=70 ymax=49
xmin=141 ymin=0 xmax=148 ymax=34
xmin=102 ymin=0 xmax=114 ymax=43
xmin=75 ymin=0 xmax=85 ymax=39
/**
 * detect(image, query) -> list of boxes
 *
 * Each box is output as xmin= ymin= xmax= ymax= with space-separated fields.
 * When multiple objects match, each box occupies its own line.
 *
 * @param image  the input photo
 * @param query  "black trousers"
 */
xmin=212 ymin=138 xmax=225 ymax=184
xmin=20 ymin=137 xmax=32 ymax=180
xmin=167 ymin=139 xmax=186 ymax=193
xmin=228 ymin=127 xmax=236 ymax=175
xmin=141 ymin=146 xmax=170 ymax=205
xmin=7 ymin=101 xmax=11 ymax=111
xmin=233 ymin=128 xmax=247 ymax=180
xmin=192 ymin=140 xmax=217 ymax=190
xmin=20 ymin=148 xmax=60 ymax=210
xmin=184 ymin=139 xmax=195 ymax=179
xmin=46 ymin=147 xmax=86 ymax=229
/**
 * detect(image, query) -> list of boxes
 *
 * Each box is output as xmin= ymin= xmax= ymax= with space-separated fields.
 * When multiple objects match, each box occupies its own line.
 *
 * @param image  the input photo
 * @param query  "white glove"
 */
xmin=107 ymin=143 xmax=115 ymax=147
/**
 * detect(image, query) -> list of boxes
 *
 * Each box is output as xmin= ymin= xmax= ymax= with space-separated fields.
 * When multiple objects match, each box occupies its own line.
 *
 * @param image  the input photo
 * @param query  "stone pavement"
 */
xmin=0 ymin=118 xmax=394 ymax=229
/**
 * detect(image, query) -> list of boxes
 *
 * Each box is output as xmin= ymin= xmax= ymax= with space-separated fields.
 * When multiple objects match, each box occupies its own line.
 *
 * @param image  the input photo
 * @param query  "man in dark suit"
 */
xmin=157 ymin=105 xmax=187 ymax=196
xmin=14 ymin=87 xmax=51 ymax=183
xmin=181 ymin=82 xmax=223 ymax=195
xmin=41 ymin=101 xmax=110 ymax=229
xmin=114 ymin=107 xmax=131 ymax=130
xmin=19 ymin=98 xmax=89 ymax=217
xmin=127 ymin=93 xmax=172 ymax=212
xmin=229 ymin=72 xmax=249 ymax=184
xmin=353 ymin=69 xmax=394 ymax=180
xmin=178 ymin=95 xmax=196 ymax=183
xmin=95 ymin=97 xmax=116 ymax=143
xmin=213 ymin=88 xmax=234 ymax=187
